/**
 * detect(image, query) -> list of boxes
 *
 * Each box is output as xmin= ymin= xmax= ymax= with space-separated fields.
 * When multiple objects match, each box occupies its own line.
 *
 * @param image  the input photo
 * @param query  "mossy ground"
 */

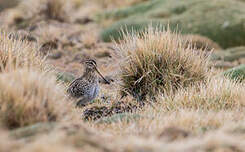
xmin=100 ymin=0 xmax=245 ymax=49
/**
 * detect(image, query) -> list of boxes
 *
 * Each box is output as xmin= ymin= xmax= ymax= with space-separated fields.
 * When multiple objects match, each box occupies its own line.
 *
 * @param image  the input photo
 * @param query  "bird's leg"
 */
xmin=76 ymin=99 xmax=88 ymax=107
xmin=75 ymin=96 xmax=91 ymax=108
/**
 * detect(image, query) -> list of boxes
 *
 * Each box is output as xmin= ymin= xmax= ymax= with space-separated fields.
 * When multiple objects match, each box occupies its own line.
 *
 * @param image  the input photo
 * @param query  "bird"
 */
xmin=67 ymin=59 xmax=110 ymax=107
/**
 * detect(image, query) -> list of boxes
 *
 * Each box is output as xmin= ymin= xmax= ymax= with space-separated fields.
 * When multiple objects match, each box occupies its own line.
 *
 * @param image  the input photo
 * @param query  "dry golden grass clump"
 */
xmin=0 ymin=69 xmax=72 ymax=129
xmin=117 ymin=27 xmax=210 ymax=100
xmin=0 ymin=30 xmax=46 ymax=72
xmin=161 ymin=77 xmax=245 ymax=111
xmin=36 ymin=26 xmax=60 ymax=55
xmin=44 ymin=0 xmax=69 ymax=22
xmin=21 ymin=0 xmax=72 ymax=22
xmin=182 ymin=34 xmax=222 ymax=51
xmin=4 ymin=0 xmax=81 ymax=25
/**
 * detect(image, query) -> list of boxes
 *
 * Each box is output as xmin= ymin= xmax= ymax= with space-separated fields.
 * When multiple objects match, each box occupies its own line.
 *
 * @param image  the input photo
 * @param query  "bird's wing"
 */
xmin=67 ymin=79 xmax=90 ymax=98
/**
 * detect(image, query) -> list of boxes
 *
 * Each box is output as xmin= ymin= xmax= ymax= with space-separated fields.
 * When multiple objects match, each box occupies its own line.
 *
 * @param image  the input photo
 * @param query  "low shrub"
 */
xmin=117 ymin=26 xmax=210 ymax=101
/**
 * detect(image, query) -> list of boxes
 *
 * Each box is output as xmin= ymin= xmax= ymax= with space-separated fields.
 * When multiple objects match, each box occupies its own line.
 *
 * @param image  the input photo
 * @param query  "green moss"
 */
xmin=10 ymin=122 xmax=56 ymax=139
xmin=100 ymin=0 xmax=245 ymax=48
xmin=95 ymin=113 xmax=142 ymax=124
xmin=56 ymin=72 xmax=75 ymax=84
xmin=211 ymin=46 xmax=245 ymax=62
xmin=101 ymin=0 xmax=159 ymax=20
xmin=223 ymin=64 xmax=245 ymax=82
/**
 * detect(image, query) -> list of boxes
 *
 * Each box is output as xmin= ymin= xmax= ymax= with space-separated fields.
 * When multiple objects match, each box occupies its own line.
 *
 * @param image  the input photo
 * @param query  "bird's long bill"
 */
xmin=95 ymin=67 xmax=110 ymax=84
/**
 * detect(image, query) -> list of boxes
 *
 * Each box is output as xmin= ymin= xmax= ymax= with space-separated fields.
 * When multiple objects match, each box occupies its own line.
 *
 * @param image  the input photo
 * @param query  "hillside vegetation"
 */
xmin=100 ymin=0 xmax=245 ymax=49
xmin=0 ymin=0 xmax=245 ymax=152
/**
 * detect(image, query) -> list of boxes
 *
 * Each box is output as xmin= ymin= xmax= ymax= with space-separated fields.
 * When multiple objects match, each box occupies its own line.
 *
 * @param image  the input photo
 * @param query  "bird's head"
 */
xmin=82 ymin=59 xmax=110 ymax=84
xmin=84 ymin=59 xmax=97 ymax=71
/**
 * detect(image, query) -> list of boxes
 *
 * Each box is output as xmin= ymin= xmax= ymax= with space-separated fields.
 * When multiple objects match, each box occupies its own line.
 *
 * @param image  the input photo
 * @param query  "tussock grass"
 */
xmin=44 ymin=0 xmax=69 ymax=22
xmin=0 ymin=30 xmax=46 ymax=72
xmin=116 ymin=26 xmax=210 ymax=100
xmin=92 ymin=76 xmax=245 ymax=136
xmin=21 ymin=0 xmax=70 ymax=21
xmin=0 ymin=69 xmax=72 ymax=129
xmin=4 ymin=0 xmax=80 ymax=25
xmin=90 ymin=76 xmax=245 ymax=140
xmin=36 ymin=26 xmax=60 ymax=55
xmin=182 ymin=34 xmax=222 ymax=51
xmin=161 ymin=77 xmax=245 ymax=111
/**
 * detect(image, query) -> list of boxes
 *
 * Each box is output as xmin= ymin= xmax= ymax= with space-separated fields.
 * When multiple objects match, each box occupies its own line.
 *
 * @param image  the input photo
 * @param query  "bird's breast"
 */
xmin=87 ymin=83 xmax=99 ymax=100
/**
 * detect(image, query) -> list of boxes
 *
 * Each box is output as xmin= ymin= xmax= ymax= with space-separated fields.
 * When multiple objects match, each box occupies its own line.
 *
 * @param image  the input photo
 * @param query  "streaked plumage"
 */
xmin=67 ymin=59 xmax=110 ymax=107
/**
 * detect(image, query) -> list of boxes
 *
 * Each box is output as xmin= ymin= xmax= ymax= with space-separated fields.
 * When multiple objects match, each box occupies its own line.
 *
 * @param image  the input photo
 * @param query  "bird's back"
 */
xmin=67 ymin=75 xmax=99 ymax=99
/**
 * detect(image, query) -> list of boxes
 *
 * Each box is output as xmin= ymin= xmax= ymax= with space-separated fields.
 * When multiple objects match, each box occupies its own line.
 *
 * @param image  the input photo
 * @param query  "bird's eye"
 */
xmin=85 ymin=60 xmax=96 ymax=67
xmin=86 ymin=62 xmax=93 ymax=66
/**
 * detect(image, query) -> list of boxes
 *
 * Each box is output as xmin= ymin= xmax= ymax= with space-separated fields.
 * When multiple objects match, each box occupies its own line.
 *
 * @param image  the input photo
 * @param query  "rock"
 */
xmin=222 ymin=64 xmax=245 ymax=82
xmin=95 ymin=113 xmax=141 ymax=124
xmin=100 ymin=0 xmax=245 ymax=49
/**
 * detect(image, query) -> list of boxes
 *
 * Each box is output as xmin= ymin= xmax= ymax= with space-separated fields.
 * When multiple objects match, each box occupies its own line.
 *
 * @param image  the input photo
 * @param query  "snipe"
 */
xmin=67 ymin=59 xmax=110 ymax=107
